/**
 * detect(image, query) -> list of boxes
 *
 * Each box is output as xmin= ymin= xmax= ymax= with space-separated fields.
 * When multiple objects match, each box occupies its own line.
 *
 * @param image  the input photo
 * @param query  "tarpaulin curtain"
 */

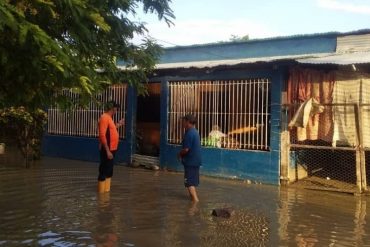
xmin=287 ymin=68 xmax=335 ymax=142
xmin=332 ymin=72 xmax=370 ymax=147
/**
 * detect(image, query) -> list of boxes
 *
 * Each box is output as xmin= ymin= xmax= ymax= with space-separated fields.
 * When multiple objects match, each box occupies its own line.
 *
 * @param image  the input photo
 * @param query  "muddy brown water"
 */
xmin=0 ymin=157 xmax=369 ymax=247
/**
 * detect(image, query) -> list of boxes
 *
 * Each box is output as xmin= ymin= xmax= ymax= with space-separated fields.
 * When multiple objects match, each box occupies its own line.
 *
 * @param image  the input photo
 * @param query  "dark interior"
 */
xmin=136 ymin=83 xmax=161 ymax=157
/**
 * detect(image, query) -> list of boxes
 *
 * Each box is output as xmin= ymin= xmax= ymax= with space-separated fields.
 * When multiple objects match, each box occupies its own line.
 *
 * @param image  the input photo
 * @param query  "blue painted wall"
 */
xmin=156 ymin=67 xmax=284 ymax=185
xmin=42 ymin=135 xmax=130 ymax=163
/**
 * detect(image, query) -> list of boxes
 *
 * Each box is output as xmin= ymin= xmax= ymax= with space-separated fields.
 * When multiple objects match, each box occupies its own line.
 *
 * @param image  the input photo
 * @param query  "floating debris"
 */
xmin=212 ymin=208 xmax=235 ymax=218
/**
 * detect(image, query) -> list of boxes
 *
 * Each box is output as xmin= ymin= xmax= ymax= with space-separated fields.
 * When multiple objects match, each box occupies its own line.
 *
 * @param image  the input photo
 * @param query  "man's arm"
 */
xmin=178 ymin=148 xmax=189 ymax=159
xmin=178 ymin=131 xmax=192 ymax=160
xmin=103 ymin=143 xmax=113 ymax=159
xmin=99 ymin=117 xmax=113 ymax=159
xmin=116 ymin=118 xmax=125 ymax=129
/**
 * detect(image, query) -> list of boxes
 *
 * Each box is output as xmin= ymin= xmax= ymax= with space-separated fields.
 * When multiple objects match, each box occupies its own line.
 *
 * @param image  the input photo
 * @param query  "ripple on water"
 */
xmin=199 ymin=208 xmax=269 ymax=247
xmin=0 ymin=158 xmax=370 ymax=247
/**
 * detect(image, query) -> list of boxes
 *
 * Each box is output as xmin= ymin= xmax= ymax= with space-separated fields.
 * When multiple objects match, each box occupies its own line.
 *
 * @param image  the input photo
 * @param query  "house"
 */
xmin=42 ymin=29 xmax=370 ymax=192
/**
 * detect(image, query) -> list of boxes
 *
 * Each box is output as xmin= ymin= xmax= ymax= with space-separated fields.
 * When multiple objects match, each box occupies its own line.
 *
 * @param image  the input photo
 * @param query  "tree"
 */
xmin=0 ymin=0 xmax=174 ymax=109
xmin=229 ymin=34 xmax=249 ymax=42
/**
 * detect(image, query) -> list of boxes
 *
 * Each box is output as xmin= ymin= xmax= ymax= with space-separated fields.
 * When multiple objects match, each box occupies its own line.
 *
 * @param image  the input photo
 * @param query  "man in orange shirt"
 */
xmin=98 ymin=101 xmax=125 ymax=193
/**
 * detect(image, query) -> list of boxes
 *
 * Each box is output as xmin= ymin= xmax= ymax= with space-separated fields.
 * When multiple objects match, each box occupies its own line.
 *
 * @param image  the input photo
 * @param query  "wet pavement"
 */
xmin=0 ymin=157 xmax=370 ymax=247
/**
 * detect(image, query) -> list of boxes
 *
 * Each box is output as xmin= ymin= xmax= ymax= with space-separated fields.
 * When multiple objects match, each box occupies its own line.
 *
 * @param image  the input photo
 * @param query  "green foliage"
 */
xmin=0 ymin=107 xmax=48 ymax=159
xmin=0 ymin=0 xmax=174 ymax=109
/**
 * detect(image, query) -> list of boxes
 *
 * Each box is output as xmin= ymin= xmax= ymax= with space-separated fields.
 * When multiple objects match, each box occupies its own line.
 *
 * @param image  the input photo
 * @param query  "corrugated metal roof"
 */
xmin=297 ymin=51 xmax=370 ymax=65
xmin=116 ymin=32 xmax=370 ymax=70
xmin=117 ymin=51 xmax=370 ymax=70
xmin=337 ymin=34 xmax=370 ymax=53
xmin=147 ymin=53 xmax=332 ymax=69
xmin=164 ymin=29 xmax=370 ymax=50
xmin=150 ymin=33 xmax=370 ymax=69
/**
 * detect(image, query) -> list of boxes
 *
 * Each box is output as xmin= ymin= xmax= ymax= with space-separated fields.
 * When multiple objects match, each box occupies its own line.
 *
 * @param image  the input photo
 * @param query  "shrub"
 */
xmin=0 ymin=107 xmax=47 ymax=160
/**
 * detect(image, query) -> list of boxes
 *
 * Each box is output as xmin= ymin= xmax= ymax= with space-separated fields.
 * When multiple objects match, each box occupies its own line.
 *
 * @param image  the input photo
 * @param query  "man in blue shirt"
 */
xmin=177 ymin=114 xmax=201 ymax=202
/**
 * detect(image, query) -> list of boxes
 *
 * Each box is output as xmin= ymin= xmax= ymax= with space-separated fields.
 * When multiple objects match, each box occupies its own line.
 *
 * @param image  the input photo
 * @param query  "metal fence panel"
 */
xmin=47 ymin=85 xmax=127 ymax=138
xmin=168 ymin=79 xmax=271 ymax=151
xmin=289 ymin=147 xmax=358 ymax=193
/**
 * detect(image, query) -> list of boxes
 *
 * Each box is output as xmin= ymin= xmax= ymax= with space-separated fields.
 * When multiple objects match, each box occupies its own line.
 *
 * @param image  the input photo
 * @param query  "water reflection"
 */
xmin=278 ymin=188 xmax=368 ymax=247
xmin=94 ymin=193 xmax=118 ymax=247
xmin=0 ymin=157 xmax=369 ymax=246
xmin=188 ymin=202 xmax=199 ymax=216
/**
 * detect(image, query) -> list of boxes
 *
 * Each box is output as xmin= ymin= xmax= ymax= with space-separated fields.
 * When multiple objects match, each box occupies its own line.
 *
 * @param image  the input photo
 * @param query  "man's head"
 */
xmin=105 ymin=101 xmax=120 ymax=115
xmin=182 ymin=114 xmax=196 ymax=130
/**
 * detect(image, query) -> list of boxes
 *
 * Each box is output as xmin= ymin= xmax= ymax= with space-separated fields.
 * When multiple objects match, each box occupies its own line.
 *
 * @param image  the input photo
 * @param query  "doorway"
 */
xmin=135 ymin=83 xmax=161 ymax=157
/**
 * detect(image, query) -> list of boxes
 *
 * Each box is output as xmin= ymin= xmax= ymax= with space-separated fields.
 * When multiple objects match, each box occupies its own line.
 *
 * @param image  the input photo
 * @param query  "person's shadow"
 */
xmin=94 ymin=193 xmax=118 ymax=247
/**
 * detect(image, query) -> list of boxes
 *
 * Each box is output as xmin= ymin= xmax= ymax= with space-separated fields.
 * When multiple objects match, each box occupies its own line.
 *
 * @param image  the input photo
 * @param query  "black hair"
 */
xmin=182 ymin=114 xmax=196 ymax=125
xmin=105 ymin=101 xmax=120 ymax=111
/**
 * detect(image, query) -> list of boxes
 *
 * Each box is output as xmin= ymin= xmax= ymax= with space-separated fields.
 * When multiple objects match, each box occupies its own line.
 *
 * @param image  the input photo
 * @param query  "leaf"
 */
xmin=79 ymin=76 xmax=93 ymax=95
xmin=19 ymin=24 xmax=28 ymax=44
xmin=89 ymin=12 xmax=111 ymax=32
xmin=45 ymin=55 xmax=64 ymax=72
xmin=0 ymin=0 xmax=174 ymax=109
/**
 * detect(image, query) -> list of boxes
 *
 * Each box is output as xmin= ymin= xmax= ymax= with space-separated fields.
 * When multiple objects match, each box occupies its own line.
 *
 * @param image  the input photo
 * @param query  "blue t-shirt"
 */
xmin=182 ymin=127 xmax=202 ymax=167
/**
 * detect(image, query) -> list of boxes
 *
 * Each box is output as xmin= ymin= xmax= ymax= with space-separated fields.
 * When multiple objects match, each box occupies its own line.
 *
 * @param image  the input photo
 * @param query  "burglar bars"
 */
xmin=168 ymin=79 xmax=271 ymax=151
xmin=47 ymin=85 xmax=127 ymax=138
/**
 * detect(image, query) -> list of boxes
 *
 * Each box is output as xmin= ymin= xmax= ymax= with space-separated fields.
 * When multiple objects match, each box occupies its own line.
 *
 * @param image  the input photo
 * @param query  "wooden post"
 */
xmin=356 ymin=151 xmax=362 ymax=193
xmin=280 ymin=131 xmax=290 ymax=185
xmin=280 ymin=100 xmax=290 ymax=186
xmin=357 ymin=104 xmax=367 ymax=191
xmin=354 ymin=104 xmax=363 ymax=193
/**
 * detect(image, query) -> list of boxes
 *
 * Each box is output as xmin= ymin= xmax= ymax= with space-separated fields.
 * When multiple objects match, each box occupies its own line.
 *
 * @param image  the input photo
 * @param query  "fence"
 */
xmin=168 ymin=79 xmax=271 ymax=151
xmin=47 ymin=85 xmax=127 ymax=138
xmin=281 ymin=103 xmax=369 ymax=193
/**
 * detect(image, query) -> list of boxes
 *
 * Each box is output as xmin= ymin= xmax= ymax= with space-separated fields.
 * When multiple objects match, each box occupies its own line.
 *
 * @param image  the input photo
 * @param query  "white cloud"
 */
xmin=134 ymin=19 xmax=280 ymax=47
xmin=317 ymin=0 xmax=370 ymax=15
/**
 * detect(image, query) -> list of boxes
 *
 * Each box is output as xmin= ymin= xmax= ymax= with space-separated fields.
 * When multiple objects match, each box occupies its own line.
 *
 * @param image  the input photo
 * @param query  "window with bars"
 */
xmin=168 ymin=79 xmax=271 ymax=151
xmin=47 ymin=85 xmax=127 ymax=138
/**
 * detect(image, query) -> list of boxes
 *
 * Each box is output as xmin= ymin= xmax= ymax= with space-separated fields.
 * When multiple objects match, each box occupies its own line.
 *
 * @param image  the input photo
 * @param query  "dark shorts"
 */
xmin=98 ymin=149 xmax=116 ymax=181
xmin=184 ymin=166 xmax=200 ymax=187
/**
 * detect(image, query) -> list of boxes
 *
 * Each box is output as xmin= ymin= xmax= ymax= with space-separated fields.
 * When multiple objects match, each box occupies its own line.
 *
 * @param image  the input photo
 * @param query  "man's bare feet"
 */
xmin=187 ymin=186 xmax=199 ymax=202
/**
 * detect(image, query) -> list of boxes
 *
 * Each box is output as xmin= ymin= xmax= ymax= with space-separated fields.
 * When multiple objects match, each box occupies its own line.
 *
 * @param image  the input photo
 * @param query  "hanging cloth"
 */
xmin=289 ymin=98 xmax=325 ymax=128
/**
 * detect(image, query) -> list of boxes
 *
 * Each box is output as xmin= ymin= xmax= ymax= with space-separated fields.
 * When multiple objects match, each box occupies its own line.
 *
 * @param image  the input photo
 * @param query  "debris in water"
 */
xmin=212 ymin=207 xmax=235 ymax=218
xmin=145 ymin=164 xmax=160 ymax=171
xmin=130 ymin=161 xmax=140 ymax=168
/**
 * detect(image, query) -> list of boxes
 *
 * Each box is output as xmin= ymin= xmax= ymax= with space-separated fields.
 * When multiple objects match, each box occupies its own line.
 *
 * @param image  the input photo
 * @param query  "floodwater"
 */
xmin=0 ymin=157 xmax=370 ymax=247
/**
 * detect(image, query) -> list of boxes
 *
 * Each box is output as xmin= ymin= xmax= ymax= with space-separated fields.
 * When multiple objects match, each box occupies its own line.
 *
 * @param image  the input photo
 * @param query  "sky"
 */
xmin=133 ymin=0 xmax=370 ymax=47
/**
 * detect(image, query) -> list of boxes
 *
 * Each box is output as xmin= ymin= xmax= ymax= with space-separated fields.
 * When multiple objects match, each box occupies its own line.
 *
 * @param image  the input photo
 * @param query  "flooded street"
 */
xmin=0 ymin=157 xmax=370 ymax=246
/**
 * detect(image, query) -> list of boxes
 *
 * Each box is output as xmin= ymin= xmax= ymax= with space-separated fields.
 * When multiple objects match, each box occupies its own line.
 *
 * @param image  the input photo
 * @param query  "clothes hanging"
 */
xmin=289 ymin=98 xmax=324 ymax=128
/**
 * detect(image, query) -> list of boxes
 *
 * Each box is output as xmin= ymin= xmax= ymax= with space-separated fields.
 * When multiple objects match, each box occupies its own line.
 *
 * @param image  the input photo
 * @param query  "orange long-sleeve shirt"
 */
xmin=98 ymin=113 xmax=119 ymax=151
